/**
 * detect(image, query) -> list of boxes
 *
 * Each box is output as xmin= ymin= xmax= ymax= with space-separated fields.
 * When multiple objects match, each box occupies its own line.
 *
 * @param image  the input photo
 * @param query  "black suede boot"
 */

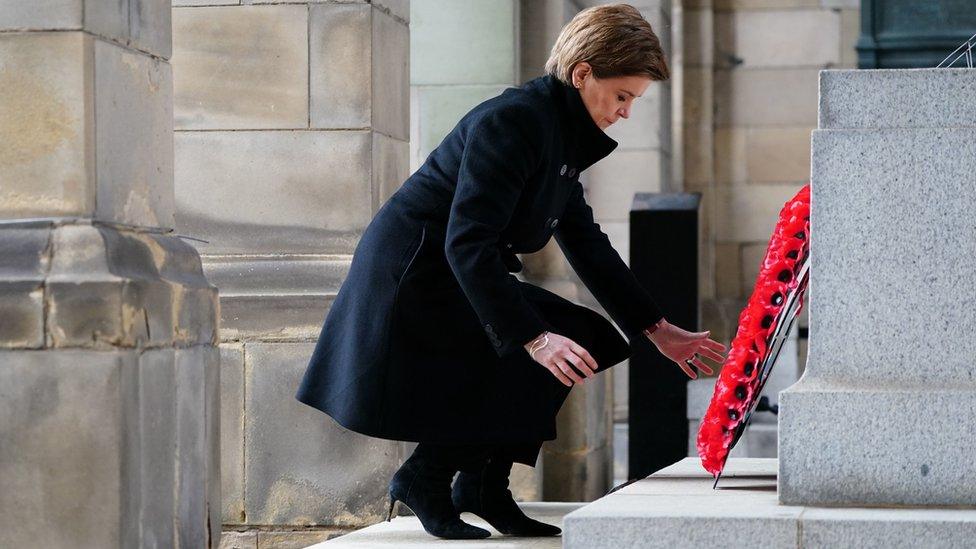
xmin=452 ymin=458 xmax=562 ymax=537
xmin=387 ymin=446 xmax=491 ymax=539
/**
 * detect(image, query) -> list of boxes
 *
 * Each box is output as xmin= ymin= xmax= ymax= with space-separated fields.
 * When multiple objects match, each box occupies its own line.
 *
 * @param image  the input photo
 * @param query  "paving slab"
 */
xmin=313 ymin=502 xmax=581 ymax=548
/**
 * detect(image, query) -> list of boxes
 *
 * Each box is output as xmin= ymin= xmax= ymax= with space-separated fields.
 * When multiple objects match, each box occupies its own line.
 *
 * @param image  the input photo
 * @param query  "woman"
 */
xmin=296 ymin=3 xmax=727 ymax=540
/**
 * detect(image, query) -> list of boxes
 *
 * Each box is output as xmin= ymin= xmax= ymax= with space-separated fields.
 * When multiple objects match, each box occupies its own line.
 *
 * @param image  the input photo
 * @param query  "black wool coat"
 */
xmin=296 ymin=74 xmax=665 ymax=451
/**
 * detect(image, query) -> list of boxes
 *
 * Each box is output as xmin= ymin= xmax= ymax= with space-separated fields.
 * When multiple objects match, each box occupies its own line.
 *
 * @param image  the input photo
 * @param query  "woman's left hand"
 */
xmin=644 ymin=318 xmax=727 ymax=379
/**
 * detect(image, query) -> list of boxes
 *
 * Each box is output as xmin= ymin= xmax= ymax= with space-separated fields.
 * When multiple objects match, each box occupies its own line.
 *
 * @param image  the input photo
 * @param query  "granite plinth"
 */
xmin=563 ymin=458 xmax=976 ymax=549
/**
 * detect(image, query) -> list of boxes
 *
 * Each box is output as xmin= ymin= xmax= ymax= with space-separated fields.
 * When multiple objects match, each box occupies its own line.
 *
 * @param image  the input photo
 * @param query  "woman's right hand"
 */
xmin=524 ymin=332 xmax=598 ymax=387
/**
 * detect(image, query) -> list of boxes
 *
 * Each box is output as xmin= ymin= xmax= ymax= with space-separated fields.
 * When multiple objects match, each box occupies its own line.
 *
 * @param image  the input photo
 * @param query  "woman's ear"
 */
xmin=572 ymin=61 xmax=591 ymax=86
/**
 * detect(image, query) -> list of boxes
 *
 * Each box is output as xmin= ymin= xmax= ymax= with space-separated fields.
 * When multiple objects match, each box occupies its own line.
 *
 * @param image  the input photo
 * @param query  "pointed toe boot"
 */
xmin=451 ymin=458 xmax=561 ymax=537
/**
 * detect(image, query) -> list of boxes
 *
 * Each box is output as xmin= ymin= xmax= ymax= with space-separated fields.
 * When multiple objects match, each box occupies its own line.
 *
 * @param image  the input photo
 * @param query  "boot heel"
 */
xmin=386 ymin=494 xmax=397 ymax=522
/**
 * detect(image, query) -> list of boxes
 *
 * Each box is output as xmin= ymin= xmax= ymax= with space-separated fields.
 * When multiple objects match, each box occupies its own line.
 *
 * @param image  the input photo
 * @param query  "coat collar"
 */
xmin=536 ymin=73 xmax=618 ymax=173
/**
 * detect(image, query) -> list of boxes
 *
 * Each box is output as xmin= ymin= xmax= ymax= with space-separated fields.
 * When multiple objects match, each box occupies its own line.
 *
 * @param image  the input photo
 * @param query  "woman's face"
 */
xmin=571 ymin=62 xmax=653 ymax=131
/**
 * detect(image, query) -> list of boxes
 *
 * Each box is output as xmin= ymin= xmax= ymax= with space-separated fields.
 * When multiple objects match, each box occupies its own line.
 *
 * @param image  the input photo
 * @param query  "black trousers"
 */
xmin=413 ymin=441 xmax=545 ymax=469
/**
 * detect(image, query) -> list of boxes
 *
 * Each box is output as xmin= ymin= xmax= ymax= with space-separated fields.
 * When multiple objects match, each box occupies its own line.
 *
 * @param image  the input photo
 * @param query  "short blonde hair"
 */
xmin=545 ymin=4 xmax=669 ymax=84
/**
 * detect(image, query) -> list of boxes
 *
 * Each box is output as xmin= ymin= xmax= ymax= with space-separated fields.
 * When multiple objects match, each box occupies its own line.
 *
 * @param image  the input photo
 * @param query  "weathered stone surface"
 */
xmin=714 ymin=68 xmax=820 ymax=127
xmin=0 ymin=0 xmax=81 ymax=29
xmin=219 ymin=294 xmax=334 ymax=342
xmin=94 ymin=39 xmax=175 ymax=229
xmin=588 ymin=150 xmax=666 ymax=221
xmin=132 ymin=348 xmax=177 ymax=548
xmin=372 ymin=131 xmax=409 ymax=210
xmin=175 ymin=346 xmax=216 ymax=547
xmin=257 ymin=529 xmax=346 ymax=548
xmin=243 ymin=342 xmax=401 ymax=526
xmin=0 ymin=351 xmax=131 ymax=548
xmin=729 ymin=9 xmax=840 ymax=69
xmin=713 ymin=183 xmax=805 ymax=242
xmin=174 ymin=130 xmax=372 ymax=255
xmin=819 ymin=68 xmax=976 ymax=130
xmin=128 ymin=0 xmax=172 ymax=59
xmin=374 ymin=0 xmax=409 ymax=22
xmin=205 ymin=342 xmax=223 ymax=545
xmin=745 ymin=126 xmax=813 ymax=184
xmin=0 ymin=32 xmax=93 ymax=219
xmin=219 ymin=530 xmax=257 ymax=549
xmin=371 ymin=8 xmax=409 ymax=140
xmin=0 ymin=227 xmax=51 ymax=348
xmin=172 ymin=5 xmax=308 ymax=129
xmin=411 ymin=0 xmax=517 ymax=86
xmin=204 ymin=256 xmax=350 ymax=298
xmin=219 ymin=343 xmax=245 ymax=524
xmin=309 ymin=3 xmax=372 ymax=129
xmin=45 ymin=224 xmax=217 ymax=348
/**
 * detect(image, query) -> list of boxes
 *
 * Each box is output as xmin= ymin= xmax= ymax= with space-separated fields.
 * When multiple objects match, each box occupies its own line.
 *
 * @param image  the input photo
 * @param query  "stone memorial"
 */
xmin=563 ymin=68 xmax=976 ymax=547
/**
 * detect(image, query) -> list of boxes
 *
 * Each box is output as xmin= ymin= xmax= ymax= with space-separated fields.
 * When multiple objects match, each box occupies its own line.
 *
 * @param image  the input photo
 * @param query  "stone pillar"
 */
xmin=779 ymin=68 xmax=976 ymax=506
xmin=0 ymin=1 xmax=220 ymax=547
xmin=171 ymin=0 xmax=409 ymax=544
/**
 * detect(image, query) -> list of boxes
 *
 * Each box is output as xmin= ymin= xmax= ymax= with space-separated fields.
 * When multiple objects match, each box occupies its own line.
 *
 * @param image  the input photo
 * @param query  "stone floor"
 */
xmin=311 ymin=502 xmax=582 ymax=548
xmin=563 ymin=458 xmax=976 ymax=548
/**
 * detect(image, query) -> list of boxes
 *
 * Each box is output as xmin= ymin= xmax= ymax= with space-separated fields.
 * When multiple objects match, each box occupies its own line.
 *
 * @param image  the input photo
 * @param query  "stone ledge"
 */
xmin=563 ymin=458 xmax=976 ymax=548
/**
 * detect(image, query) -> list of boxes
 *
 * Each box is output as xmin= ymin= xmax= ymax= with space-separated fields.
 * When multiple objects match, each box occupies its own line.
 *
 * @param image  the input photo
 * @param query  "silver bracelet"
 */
xmin=528 ymin=331 xmax=550 ymax=360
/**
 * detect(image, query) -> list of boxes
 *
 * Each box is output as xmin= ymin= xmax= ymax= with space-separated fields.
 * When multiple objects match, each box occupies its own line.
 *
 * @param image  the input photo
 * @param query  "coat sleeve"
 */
xmin=444 ymin=104 xmax=554 ymax=358
xmin=554 ymin=179 xmax=665 ymax=341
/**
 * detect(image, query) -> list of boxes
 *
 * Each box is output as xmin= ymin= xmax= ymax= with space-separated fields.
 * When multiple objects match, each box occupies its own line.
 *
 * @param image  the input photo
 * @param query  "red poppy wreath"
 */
xmin=697 ymin=184 xmax=811 ymax=479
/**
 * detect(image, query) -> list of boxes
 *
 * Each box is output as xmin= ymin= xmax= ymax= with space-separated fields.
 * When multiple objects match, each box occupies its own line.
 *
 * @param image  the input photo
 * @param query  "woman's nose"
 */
xmin=618 ymin=107 xmax=630 ymax=119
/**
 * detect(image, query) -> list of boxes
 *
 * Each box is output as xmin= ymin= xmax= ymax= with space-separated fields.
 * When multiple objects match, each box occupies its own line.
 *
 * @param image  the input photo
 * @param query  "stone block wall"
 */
xmin=171 ymin=0 xmax=410 ymax=545
xmin=0 ymin=2 xmax=220 ymax=546
xmin=686 ymin=0 xmax=859 ymax=347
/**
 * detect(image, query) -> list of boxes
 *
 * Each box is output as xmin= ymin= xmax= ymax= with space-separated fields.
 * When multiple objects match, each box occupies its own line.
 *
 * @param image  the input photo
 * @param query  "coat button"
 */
xmin=550 ymin=218 xmax=559 ymax=228
xmin=492 ymin=340 xmax=502 ymax=348
xmin=568 ymin=168 xmax=576 ymax=178
xmin=560 ymin=164 xmax=567 ymax=175
xmin=506 ymin=242 xmax=513 ymax=248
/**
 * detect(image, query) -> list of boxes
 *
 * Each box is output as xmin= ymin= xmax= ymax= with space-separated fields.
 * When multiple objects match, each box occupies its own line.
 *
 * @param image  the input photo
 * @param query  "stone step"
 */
xmin=818 ymin=68 xmax=976 ymax=130
xmin=563 ymin=458 xmax=976 ymax=548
